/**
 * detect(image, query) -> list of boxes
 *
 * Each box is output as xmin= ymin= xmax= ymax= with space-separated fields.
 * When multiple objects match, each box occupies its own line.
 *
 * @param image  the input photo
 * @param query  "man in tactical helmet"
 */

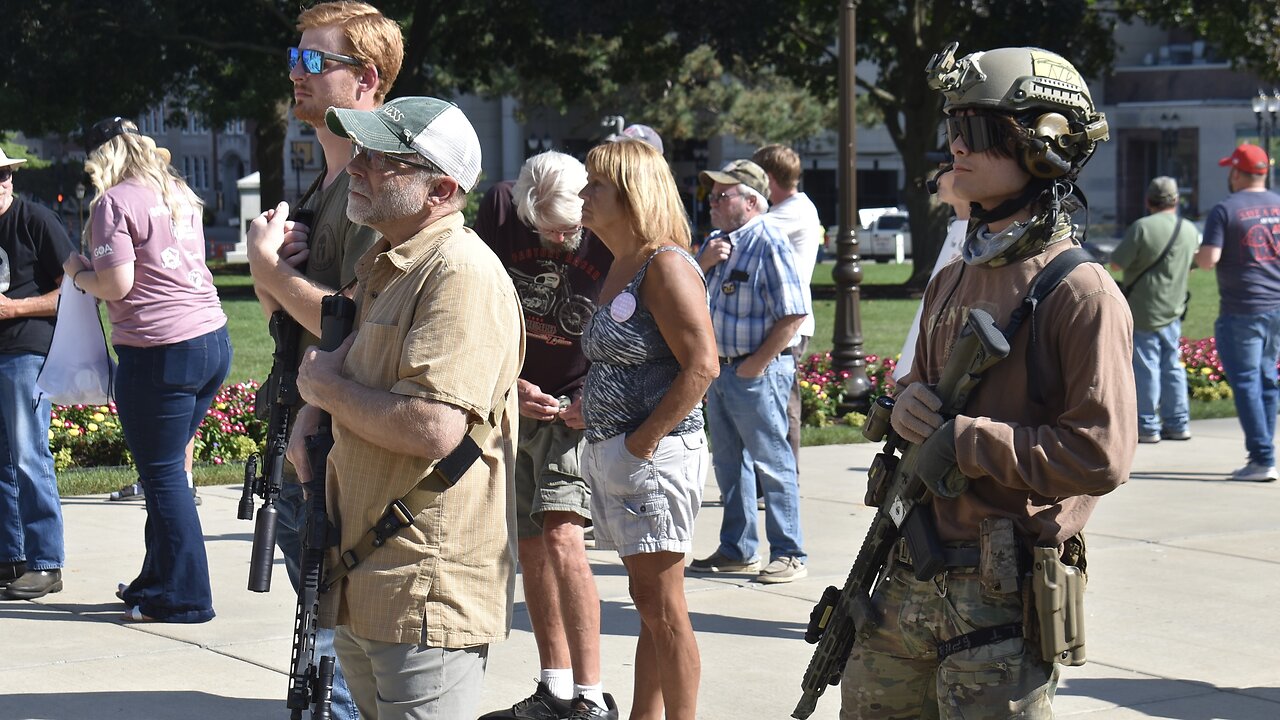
xmin=838 ymin=44 xmax=1136 ymax=718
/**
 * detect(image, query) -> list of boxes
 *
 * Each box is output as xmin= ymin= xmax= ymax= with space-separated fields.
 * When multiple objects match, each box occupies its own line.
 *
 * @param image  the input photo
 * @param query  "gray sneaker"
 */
xmin=1230 ymin=462 xmax=1278 ymax=482
xmin=757 ymin=556 xmax=807 ymax=584
xmin=688 ymin=550 xmax=761 ymax=574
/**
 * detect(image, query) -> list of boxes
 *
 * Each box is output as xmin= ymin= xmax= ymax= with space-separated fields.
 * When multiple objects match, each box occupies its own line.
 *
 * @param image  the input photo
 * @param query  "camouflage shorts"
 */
xmin=839 ymin=563 xmax=1059 ymax=719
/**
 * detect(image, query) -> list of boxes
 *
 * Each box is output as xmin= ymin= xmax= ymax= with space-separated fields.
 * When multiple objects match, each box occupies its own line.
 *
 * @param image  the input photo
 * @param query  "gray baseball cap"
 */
xmin=326 ymin=96 xmax=482 ymax=191
xmin=1146 ymin=176 xmax=1178 ymax=206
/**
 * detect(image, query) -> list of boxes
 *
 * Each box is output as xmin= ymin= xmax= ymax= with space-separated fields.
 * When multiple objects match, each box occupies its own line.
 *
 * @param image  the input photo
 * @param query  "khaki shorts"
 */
xmin=514 ymin=416 xmax=592 ymax=539
xmin=582 ymin=431 xmax=707 ymax=558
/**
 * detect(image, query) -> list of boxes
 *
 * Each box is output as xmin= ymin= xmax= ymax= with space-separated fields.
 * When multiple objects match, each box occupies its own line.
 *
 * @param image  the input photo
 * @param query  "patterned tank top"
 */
xmin=581 ymin=246 xmax=706 ymax=443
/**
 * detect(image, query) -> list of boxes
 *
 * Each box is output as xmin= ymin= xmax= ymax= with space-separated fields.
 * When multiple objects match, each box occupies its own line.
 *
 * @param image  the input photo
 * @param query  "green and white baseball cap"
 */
xmin=326 ymin=96 xmax=482 ymax=191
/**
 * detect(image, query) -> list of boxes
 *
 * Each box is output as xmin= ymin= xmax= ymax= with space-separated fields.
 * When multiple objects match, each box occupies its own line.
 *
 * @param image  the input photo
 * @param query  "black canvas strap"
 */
xmin=1121 ymin=217 xmax=1184 ymax=297
xmin=937 ymin=622 xmax=1025 ymax=661
xmin=321 ymin=404 xmax=503 ymax=591
xmin=1003 ymin=247 xmax=1095 ymax=405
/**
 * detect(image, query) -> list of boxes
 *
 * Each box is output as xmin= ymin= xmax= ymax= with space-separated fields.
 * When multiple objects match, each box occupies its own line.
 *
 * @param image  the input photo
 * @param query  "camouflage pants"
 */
xmin=839 ymin=563 xmax=1059 ymax=719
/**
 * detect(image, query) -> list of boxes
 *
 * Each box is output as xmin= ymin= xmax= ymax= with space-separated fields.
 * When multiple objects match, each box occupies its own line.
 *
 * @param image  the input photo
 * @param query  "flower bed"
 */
xmin=49 ymin=380 xmax=266 ymax=471
xmin=42 ymin=337 xmax=1248 ymax=467
xmin=797 ymin=337 xmax=1239 ymax=428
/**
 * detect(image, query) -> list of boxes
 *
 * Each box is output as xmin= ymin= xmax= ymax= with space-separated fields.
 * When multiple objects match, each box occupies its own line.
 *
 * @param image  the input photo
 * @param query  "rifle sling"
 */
xmin=936 ymin=622 xmax=1024 ymax=661
xmin=321 ymin=418 xmax=496 ymax=591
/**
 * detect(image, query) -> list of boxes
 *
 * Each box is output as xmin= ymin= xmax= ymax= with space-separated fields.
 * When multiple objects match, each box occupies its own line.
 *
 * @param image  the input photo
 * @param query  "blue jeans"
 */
xmin=704 ymin=353 xmax=806 ymax=563
xmin=114 ymin=326 xmax=231 ymax=623
xmin=1216 ymin=309 xmax=1280 ymax=466
xmin=1132 ymin=320 xmax=1189 ymax=436
xmin=0 ymin=352 xmax=64 ymax=570
xmin=276 ymin=481 xmax=357 ymax=720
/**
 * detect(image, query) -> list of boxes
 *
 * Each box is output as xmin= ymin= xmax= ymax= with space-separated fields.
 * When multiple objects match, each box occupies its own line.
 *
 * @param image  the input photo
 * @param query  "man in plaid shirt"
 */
xmin=690 ymin=159 xmax=811 ymax=584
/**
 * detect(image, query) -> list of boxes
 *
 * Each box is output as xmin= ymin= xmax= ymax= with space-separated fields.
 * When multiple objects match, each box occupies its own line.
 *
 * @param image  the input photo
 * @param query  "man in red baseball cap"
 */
xmin=1196 ymin=142 xmax=1280 ymax=481
xmin=1217 ymin=142 xmax=1271 ymax=176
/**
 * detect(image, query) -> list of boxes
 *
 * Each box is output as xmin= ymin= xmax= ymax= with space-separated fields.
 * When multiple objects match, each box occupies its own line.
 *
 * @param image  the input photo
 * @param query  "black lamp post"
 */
xmin=1159 ymin=112 xmax=1180 ymax=180
xmin=831 ymin=0 xmax=871 ymax=413
xmin=1270 ymin=90 xmax=1280 ymax=188
xmin=1253 ymin=90 xmax=1280 ymax=190
xmin=74 ymin=182 xmax=86 ymax=241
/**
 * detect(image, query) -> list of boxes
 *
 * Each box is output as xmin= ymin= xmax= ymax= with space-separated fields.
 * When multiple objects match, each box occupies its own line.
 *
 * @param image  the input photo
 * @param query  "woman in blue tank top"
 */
xmin=578 ymin=139 xmax=718 ymax=720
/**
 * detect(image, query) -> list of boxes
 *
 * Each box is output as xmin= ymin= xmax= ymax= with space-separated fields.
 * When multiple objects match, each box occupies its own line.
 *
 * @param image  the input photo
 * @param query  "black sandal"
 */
xmin=108 ymin=482 xmax=144 ymax=502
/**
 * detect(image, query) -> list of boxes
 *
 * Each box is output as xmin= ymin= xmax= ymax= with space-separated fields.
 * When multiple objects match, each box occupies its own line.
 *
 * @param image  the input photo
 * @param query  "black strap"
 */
xmin=1121 ymin=217 xmax=1184 ymax=297
xmin=937 ymin=622 xmax=1025 ymax=661
xmin=1003 ymin=247 xmax=1095 ymax=405
xmin=297 ymin=156 xmax=327 ymax=210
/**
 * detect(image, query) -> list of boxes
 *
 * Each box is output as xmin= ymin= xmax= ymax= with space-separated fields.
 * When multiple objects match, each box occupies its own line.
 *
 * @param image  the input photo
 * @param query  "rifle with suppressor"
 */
xmin=286 ymin=293 xmax=357 ymax=720
xmin=792 ymin=307 xmax=1010 ymax=719
xmin=239 ymin=208 xmax=315 ymax=594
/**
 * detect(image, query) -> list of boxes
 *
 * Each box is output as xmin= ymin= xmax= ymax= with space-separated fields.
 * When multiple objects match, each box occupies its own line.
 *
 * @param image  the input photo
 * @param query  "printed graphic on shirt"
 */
xmin=508 ymin=258 xmax=597 ymax=345
xmin=1241 ymin=206 xmax=1280 ymax=263
xmin=161 ymin=246 xmax=181 ymax=270
xmin=0 ymin=245 xmax=9 ymax=293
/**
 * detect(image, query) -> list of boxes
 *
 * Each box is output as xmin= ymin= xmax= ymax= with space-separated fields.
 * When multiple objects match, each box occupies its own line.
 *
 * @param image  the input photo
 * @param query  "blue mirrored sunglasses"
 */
xmin=288 ymin=47 xmax=361 ymax=74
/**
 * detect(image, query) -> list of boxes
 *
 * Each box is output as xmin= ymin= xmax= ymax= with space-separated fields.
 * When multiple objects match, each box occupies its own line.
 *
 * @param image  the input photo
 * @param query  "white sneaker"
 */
xmin=1229 ymin=462 xmax=1278 ymax=482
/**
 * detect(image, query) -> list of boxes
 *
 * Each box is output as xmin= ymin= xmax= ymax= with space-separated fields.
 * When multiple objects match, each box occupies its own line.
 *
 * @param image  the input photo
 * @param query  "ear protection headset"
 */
xmin=1020 ymin=113 xmax=1074 ymax=179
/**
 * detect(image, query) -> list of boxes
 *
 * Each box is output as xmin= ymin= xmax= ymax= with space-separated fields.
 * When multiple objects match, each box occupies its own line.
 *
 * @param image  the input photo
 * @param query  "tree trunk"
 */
xmin=255 ymin=102 xmax=288 ymax=209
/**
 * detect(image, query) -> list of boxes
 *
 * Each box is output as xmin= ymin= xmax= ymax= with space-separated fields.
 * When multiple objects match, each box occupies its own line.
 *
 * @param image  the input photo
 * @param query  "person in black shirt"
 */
xmin=0 ymin=148 xmax=74 ymax=600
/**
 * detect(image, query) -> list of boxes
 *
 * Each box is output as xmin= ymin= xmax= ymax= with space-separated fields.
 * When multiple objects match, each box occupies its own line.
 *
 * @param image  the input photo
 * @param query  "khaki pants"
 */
xmin=333 ymin=625 xmax=488 ymax=720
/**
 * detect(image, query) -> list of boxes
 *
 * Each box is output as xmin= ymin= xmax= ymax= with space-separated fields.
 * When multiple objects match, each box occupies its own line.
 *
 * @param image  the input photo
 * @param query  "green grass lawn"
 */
xmin=62 ymin=259 xmax=1237 ymax=492
xmin=800 ymin=258 xmax=1232 ymax=446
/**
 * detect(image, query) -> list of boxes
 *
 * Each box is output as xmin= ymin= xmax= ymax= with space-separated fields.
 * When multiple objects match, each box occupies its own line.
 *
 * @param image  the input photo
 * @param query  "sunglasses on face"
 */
xmin=0 ymin=169 xmax=12 ymax=183
xmin=349 ymin=145 xmax=436 ymax=172
xmin=946 ymin=113 xmax=1014 ymax=155
xmin=288 ymin=47 xmax=362 ymax=75
xmin=708 ymin=190 xmax=744 ymax=204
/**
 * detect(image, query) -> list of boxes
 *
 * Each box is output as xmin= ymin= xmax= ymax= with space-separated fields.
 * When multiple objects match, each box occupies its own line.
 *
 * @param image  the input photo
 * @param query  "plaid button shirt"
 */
xmin=699 ymin=214 xmax=811 ymax=357
xmin=321 ymin=211 xmax=525 ymax=647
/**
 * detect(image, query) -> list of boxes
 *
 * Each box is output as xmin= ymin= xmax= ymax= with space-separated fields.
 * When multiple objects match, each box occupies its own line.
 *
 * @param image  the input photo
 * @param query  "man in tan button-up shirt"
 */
xmin=289 ymin=96 xmax=524 ymax=720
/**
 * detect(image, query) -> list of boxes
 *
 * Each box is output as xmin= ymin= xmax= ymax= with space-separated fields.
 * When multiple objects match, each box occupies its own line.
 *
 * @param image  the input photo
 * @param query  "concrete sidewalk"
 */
xmin=3 ymin=417 xmax=1278 ymax=719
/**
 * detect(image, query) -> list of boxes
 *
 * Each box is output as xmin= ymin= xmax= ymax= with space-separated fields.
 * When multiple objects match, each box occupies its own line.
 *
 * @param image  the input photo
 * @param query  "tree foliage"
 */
xmin=1118 ymin=1 xmax=1280 ymax=84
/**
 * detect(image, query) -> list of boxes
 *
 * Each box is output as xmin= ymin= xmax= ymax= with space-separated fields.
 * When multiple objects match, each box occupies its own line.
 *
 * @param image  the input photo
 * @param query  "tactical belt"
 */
xmin=320 ymin=417 xmax=498 ymax=592
xmin=937 ymin=622 xmax=1025 ymax=661
xmin=894 ymin=538 xmax=981 ymax=570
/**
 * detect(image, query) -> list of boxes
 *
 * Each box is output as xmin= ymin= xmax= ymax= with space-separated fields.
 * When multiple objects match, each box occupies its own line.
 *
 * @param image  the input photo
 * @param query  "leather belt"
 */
xmin=894 ymin=537 xmax=981 ymax=570
xmin=718 ymin=352 xmax=785 ymax=365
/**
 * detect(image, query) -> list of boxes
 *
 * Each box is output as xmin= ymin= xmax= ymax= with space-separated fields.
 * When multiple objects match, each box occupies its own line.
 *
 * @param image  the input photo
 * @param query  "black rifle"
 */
xmin=288 ymin=293 xmax=357 ymax=720
xmin=239 ymin=208 xmax=315 ymax=593
xmin=792 ymin=308 xmax=1010 ymax=719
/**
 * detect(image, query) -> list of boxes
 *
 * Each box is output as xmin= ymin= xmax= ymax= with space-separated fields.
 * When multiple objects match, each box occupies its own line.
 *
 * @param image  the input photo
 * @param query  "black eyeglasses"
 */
xmin=350 ymin=145 xmax=437 ymax=172
xmin=945 ymin=113 xmax=1013 ymax=155
xmin=288 ymin=47 xmax=362 ymax=75
xmin=0 ymin=168 xmax=12 ymax=183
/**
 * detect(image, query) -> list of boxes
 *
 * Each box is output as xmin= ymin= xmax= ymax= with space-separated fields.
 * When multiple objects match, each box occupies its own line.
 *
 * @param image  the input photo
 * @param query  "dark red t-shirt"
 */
xmin=474 ymin=181 xmax=613 ymax=399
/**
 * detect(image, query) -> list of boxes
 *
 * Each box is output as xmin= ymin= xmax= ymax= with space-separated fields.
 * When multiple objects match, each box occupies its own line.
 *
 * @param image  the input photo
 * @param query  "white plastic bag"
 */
xmin=35 ymin=274 xmax=114 ymax=406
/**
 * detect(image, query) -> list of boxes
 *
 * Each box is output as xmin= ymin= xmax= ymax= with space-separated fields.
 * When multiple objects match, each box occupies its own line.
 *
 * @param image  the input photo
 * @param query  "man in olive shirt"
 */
xmin=287 ymin=96 xmax=523 ymax=719
xmin=1111 ymin=176 xmax=1199 ymax=443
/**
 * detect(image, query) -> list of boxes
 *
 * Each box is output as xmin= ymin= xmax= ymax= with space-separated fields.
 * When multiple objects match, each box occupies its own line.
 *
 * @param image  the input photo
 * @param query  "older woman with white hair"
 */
xmin=474 ymin=151 xmax=620 ymax=718
xmin=62 ymin=117 xmax=230 ymax=623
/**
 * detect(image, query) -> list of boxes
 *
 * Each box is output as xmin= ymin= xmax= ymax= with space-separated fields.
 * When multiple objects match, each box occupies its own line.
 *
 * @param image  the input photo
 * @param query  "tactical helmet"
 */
xmin=926 ymin=43 xmax=1109 ymax=179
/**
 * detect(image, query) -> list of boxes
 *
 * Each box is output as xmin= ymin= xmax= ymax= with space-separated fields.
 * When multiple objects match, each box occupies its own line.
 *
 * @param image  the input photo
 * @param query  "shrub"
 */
xmin=797 ymin=352 xmax=899 ymax=428
xmin=48 ymin=380 xmax=267 ymax=470
xmin=1179 ymin=336 xmax=1233 ymax=402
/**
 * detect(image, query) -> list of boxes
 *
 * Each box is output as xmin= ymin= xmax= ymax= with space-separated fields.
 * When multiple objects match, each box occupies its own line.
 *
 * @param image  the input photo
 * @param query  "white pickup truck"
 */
xmin=859 ymin=210 xmax=912 ymax=263
xmin=820 ymin=208 xmax=912 ymax=262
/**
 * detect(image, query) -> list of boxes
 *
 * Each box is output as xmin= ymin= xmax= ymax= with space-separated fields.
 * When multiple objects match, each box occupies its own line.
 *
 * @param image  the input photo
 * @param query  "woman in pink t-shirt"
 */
xmin=62 ymin=117 xmax=230 ymax=624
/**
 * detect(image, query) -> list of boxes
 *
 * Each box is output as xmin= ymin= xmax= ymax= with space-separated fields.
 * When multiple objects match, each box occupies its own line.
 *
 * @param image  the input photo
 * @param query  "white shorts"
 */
xmin=582 ymin=431 xmax=707 ymax=557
